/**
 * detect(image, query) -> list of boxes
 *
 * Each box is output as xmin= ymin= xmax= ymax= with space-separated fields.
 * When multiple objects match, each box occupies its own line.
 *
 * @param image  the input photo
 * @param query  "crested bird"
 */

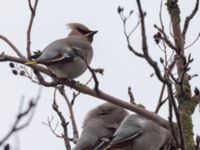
xmin=73 ymin=103 xmax=129 ymax=150
xmin=107 ymin=114 xmax=171 ymax=150
xmin=26 ymin=23 xmax=97 ymax=79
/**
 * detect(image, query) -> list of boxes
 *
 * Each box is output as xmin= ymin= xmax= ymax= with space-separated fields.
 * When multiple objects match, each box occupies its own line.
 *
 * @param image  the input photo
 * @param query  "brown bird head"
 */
xmin=82 ymin=103 xmax=129 ymax=129
xmin=67 ymin=22 xmax=98 ymax=42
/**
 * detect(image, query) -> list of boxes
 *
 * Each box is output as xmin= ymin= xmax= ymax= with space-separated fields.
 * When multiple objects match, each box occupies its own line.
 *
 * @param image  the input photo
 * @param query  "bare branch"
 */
xmin=170 ymin=54 xmax=193 ymax=88
xmin=136 ymin=0 xmax=166 ymax=84
xmin=155 ymin=84 xmax=166 ymax=113
xmin=184 ymin=32 xmax=200 ymax=50
xmin=71 ymin=76 xmax=93 ymax=105
xmin=57 ymin=86 xmax=79 ymax=143
xmin=182 ymin=0 xmax=199 ymax=40
xmin=42 ymin=116 xmax=63 ymax=138
xmin=154 ymin=25 xmax=177 ymax=51
xmin=82 ymin=57 xmax=100 ymax=94
xmin=159 ymin=0 xmax=164 ymax=31
xmin=0 ymin=53 xmax=170 ymax=129
xmin=128 ymin=86 xmax=135 ymax=104
xmin=128 ymin=15 xmax=140 ymax=37
xmin=0 ymin=35 xmax=25 ymax=58
xmin=168 ymin=98 xmax=179 ymax=148
xmin=118 ymin=10 xmax=144 ymax=58
xmin=52 ymin=92 xmax=71 ymax=150
xmin=167 ymin=83 xmax=186 ymax=150
xmin=196 ymin=135 xmax=200 ymax=150
xmin=28 ymin=0 xmax=34 ymax=12
xmin=26 ymin=0 xmax=39 ymax=59
xmin=86 ymin=64 xmax=100 ymax=93
xmin=4 ymin=144 xmax=10 ymax=150
xmin=0 ymin=90 xmax=41 ymax=146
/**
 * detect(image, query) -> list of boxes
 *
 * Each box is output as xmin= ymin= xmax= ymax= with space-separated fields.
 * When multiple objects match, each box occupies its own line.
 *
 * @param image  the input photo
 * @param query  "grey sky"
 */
xmin=0 ymin=0 xmax=200 ymax=149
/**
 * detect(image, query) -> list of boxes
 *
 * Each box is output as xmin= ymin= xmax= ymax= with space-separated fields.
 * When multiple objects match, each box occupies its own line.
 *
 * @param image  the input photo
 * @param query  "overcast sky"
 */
xmin=0 ymin=0 xmax=200 ymax=149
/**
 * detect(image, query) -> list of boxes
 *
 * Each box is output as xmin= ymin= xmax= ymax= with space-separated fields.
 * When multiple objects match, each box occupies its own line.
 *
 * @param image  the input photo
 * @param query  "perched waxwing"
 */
xmin=107 ymin=114 xmax=171 ymax=150
xmin=73 ymin=103 xmax=129 ymax=150
xmin=26 ymin=23 xmax=97 ymax=79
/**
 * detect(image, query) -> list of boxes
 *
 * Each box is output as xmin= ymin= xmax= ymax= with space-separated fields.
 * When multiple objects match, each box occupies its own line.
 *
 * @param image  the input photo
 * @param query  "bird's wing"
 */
xmin=67 ymin=38 xmax=92 ymax=58
xmin=43 ymin=52 xmax=75 ymax=64
xmin=36 ymin=47 xmax=81 ymax=65
xmin=103 ymin=130 xmax=142 ymax=150
xmin=110 ymin=128 xmax=142 ymax=146
xmin=93 ymin=138 xmax=110 ymax=150
xmin=44 ymin=44 xmax=90 ymax=64
xmin=115 ymin=130 xmax=142 ymax=143
xmin=32 ymin=38 xmax=91 ymax=64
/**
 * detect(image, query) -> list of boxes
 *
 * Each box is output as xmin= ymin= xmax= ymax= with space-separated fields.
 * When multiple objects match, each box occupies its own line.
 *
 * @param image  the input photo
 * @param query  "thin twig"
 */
xmin=0 ymin=91 xmax=41 ymax=146
xmin=26 ymin=0 xmax=39 ymax=59
xmin=52 ymin=89 xmax=71 ymax=150
xmin=119 ymin=11 xmax=144 ymax=58
xmin=128 ymin=15 xmax=141 ymax=37
xmin=42 ymin=116 xmax=63 ymax=138
xmin=57 ymin=86 xmax=79 ymax=143
xmin=0 ymin=35 xmax=25 ymax=58
xmin=184 ymin=33 xmax=200 ymax=50
xmin=170 ymin=54 xmax=193 ymax=87
xmin=182 ymin=0 xmax=199 ymax=40
xmin=128 ymin=86 xmax=135 ymax=104
xmin=71 ymin=76 xmax=93 ymax=105
xmin=136 ymin=0 xmax=166 ymax=83
xmin=159 ymin=0 xmax=164 ymax=31
xmin=82 ymin=58 xmax=100 ymax=94
xmin=154 ymin=25 xmax=177 ymax=51
xmin=33 ymin=69 xmax=58 ymax=86
xmin=155 ymin=83 xmax=166 ymax=113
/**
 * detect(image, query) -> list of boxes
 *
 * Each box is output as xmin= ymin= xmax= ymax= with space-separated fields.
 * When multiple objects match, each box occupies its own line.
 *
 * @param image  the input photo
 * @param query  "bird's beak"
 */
xmin=89 ymin=30 xmax=98 ymax=36
xmin=85 ymin=30 xmax=98 ymax=42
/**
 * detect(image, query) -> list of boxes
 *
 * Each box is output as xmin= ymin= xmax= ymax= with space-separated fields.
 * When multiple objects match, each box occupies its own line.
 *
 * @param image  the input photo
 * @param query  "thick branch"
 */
xmin=167 ymin=82 xmax=186 ymax=150
xmin=0 ymin=53 xmax=169 ymax=129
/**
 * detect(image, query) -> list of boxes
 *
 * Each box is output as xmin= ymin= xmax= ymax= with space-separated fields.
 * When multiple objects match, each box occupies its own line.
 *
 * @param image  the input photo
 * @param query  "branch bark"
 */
xmin=0 ymin=53 xmax=169 ymax=129
xmin=26 ymin=0 xmax=39 ymax=59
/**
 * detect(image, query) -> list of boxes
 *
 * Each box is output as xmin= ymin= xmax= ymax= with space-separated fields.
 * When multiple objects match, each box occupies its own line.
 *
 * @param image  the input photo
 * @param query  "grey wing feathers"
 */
xmin=36 ymin=38 xmax=91 ymax=64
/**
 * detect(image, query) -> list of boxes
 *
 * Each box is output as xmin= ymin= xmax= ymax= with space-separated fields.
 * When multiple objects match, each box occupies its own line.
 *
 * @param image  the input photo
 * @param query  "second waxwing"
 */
xmin=26 ymin=23 xmax=97 ymax=79
xmin=107 ymin=114 xmax=171 ymax=150
xmin=73 ymin=103 xmax=129 ymax=150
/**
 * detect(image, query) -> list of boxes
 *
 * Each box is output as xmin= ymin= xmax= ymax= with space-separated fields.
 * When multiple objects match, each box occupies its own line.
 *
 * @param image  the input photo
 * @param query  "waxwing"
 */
xmin=73 ymin=103 xmax=129 ymax=150
xmin=107 ymin=114 xmax=171 ymax=150
xmin=26 ymin=23 xmax=97 ymax=79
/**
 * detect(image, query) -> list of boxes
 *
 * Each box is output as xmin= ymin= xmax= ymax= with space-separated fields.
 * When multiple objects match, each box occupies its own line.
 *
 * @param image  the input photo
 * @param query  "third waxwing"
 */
xmin=107 ymin=114 xmax=171 ymax=150
xmin=73 ymin=103 xmax=129 ymax=150
xmin=26 ymin=23 xmax=97 ymax=79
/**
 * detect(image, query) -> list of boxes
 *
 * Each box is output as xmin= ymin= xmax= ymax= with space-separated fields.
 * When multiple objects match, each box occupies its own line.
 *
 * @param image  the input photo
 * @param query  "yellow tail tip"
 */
xmin=25 ymin=61 xmax=37 ymax=65
xmin=104 ymin=145 xmax=111 ymax=150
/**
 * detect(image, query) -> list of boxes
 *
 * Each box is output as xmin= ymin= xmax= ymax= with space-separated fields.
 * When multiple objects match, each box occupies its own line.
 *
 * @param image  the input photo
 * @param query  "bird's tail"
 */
xmin=103 ymin=145 xmax=111 ymax=150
